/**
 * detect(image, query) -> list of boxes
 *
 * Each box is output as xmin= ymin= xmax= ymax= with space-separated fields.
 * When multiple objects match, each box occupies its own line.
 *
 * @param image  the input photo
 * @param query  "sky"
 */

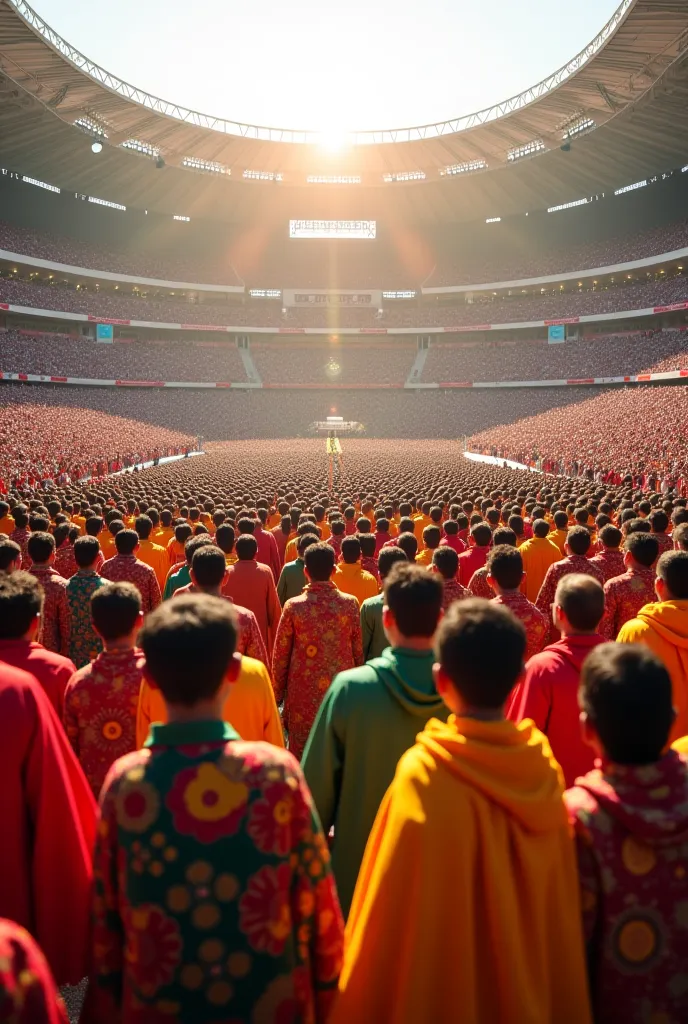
xmin=31 ymin=0 xmax=622 ymax=133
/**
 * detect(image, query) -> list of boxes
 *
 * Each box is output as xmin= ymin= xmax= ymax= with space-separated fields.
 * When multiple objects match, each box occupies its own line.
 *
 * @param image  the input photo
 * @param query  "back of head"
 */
xmin=599 ymin=524 xmax=622 ymax=551
xmin=650 ymin=509 xmax=669 ymax=535
xmin=235 ymin=534 xmax=258 ymax=561
xmin=0 ymin=538 xmax=21 ymax=572
xmin=185 ymin=534 xmax=213 ymax=566
xmin=533 ymin=519 xmax=551 ymax=539
xmin=359 ymin=533 xmax=377 ymax=558
xmin=435 ymin=599 xmax=525 ymax=709
xmin=27 ymin=531 xmax=55 ymax=565
xmin=91 ymin=581 xmax=142 ymax=641
xmin=580 ymin=643 xmax=673 ymax=764
xmin=397 ymin=532 xmax=418 ymax=559
xmin=356 ymin=518 xmax=372 ymax=534
xmin=492 ymin=527 xmax=516 ymax=548
xmin=191 ymin=545 xmax=227 ymax=588
xmin=443 ymin=519 xmax=458 ymax=536
xmin=237 ymin=517 xmax=255 ymax=535
xmin=341 ymin=537 xmax=361 ymax=565
xmin=85 ymin=516 xmax=104 ymax=537
xmin=553 ymin=510 xmax=569 ymax=530
xmin=135 ymin=515 xmax=153 ymax=540
xmin=625 ymin=517 xmax=651 ymax=536
xmin=384 ymin=562 xmax=442 ymax=638
xmin=215 ymin=523 xmax=235 ymax=555
xmin=566 ymin=525 xmax=591 ymax=556
xmin=555 ymin=573 xmax=604 ymax=632
xmin=398 ymin=517 xmax=415 ymax=535
xmin=74 ymin=535 xmax=101 ymax=569
xmin=487 ymin=545 xmax=523 ymax=591
xmin=0 ymin=570 xmax=43 ymax=639
xmin=625 ymin=531 xmax=659 ymax=568
xmin=297 ymin=532 xmax=319 ymax=557
xmin=115 ymin=529 xmax=139 ymax=557
xmin=430 ymin=506 xmax=443 ymax=524
xmin=378 ymin=546 xmax=408 ymax=581
xmin=140 ymin=594 xmax=237 ymax=706
xmin=674 ymin=522 xmax=688 ymax=552
xmin=471 ymin=523 xmax=492 ymax=548
xmin=422 ymin=525 xmax=441 ymax=550
xmin=432 ymin=545 xmax=458 ymax=581
xmin=657 ymin=550 xmax=688 ymax=600
xmin=305 ymin=541 xmax=335 ymax=581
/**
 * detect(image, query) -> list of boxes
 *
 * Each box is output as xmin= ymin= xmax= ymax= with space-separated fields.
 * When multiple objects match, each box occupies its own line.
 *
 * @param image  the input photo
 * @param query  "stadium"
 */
xmin=2 ymin=0 xmax=688 ymax=1019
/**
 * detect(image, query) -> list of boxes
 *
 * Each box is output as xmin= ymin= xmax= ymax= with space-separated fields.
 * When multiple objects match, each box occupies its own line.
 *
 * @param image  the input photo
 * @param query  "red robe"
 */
xmin=0 ymin=662 xmax=96 ymax=985
xmin=0 ymin=918 xmax=68 ymax=1022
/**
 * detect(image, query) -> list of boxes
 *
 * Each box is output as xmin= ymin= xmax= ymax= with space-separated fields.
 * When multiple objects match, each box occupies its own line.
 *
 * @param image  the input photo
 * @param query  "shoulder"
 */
xmin=100 ymin=748 xmax=151 ymax=802
xmin=360 ymin=569 xmax=376 ymax=582
xmin=361 ymin=594 xmax=382 ymax=612
xmin=237 ymin=655 xmax=272 ymax=688
xmin=617 ymin=615 xmax=649 ymax=641
xmin=66 ymin=662 xmax=94 ymax=694
xmin=221 ymin=740 xmax=301 ymax=784
xmin=331 ymin=663 xmax=380 ymax=692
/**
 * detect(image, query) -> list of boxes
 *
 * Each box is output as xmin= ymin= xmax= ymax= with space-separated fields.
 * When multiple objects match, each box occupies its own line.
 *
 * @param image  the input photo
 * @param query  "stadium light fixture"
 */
xmin=562 ymin=117 xmax=596 ymax=140
xmin=507 ymin=140 xmax=546 ymax=162
xmin=485 ymin=217 xmax=501 ymax=224
xmin=121 ymin=139 xmax=160 ymax=158
xmin=382 ymin=171 xmax=426 ymax=183
xmin=440 ymin=160 xmax=488 ymax=176
xmin=614 ymin=180 xmax=647 ymax=195
xmin=182 ymin=157 xmax=230 ymax=176
xmin=243 ymin=169 xmax=283 ymax=181
xmin=306 ymin=175 xmax=361 ymax=184
xmin=172 ymin=214 xmax=190 ymax=222
xmin=91 ymin=141 xmax=103 ymax=154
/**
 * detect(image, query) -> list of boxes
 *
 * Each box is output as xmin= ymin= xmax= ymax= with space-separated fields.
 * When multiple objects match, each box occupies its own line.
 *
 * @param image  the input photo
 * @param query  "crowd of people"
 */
xmin=2 ymin=439 xmax=688 ymax=1021
xmin=1 ymin=269 xmax=687 ymax=331
xmin=469 ymin=384 xmax=688 ymax=492
xmin=251 ymin=341 xmax=414 ymax=386
xmin=0 ymin=392 xmax=195 ymax=492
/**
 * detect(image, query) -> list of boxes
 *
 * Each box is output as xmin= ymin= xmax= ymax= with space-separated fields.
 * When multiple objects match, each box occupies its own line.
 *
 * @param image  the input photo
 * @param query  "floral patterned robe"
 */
xmin=83 ymin=721 xmax=344 ymax=1024
xmin=272 ymin=581 xmax=363 ymax=760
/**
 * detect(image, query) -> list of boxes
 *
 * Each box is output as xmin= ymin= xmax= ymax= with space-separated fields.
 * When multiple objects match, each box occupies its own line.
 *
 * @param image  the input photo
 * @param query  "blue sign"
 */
xmin=547 ymin=324 xmax=566 ymax=343
xmin=96 ymin=323 xmax=114 ymax=342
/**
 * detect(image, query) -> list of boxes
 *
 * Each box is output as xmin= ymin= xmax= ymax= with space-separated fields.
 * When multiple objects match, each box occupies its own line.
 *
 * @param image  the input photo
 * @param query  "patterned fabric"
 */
xmin=599 ymin=567 xmax=657 ymax=641
xmin=653 ymin=532 xmax=674 ymax=558
xmin=173 ymin=585 xmax=269 ymax=668
xmin=565 ymin=752 xmax=688 ymax=1024
xmin=466 ymin=566 xmax=493 ymax=600
xmin=535 ymin=554 xmax=605 ymax=644
xmin=441 ymin=578 xmax=468 ymax=610
xmin=66 ymin=570 xmax=107 ymax=668
xmin=361 ymin=556 xmax=380 ymax=583
xmin=63 ymin=647 xmax=145 ymax=798
xmin=588 ymin=548 xmax=626 ymax=583
xmin=9 ymin=527 xmax=30 ymax=567
xmin=85 ymin=721 xmax=344 ymax=1024
xmin=272 ymin=581 xmax=363 ymax=760
xmin=100 ymin=554 xmax=162 ymax=614
xmin=54 ymin=543 xmax=78 ymax=580
xmin=492 ymin=591 xmax=548 ymax=661
xmin=0 ymin=918 xmax=68 ymax=1023
xmin=28 ymin=565 xmax=70 ymax=657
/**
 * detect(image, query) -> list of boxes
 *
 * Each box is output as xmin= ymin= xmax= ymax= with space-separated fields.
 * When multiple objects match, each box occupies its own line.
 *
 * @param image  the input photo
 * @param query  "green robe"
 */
xmin=277 ymin=557 xmax=306 ymax=605
xmin=360 ymin=594 xmax=385 ymax=661
xmin=301 ymin=646 xmax=449 ymax=917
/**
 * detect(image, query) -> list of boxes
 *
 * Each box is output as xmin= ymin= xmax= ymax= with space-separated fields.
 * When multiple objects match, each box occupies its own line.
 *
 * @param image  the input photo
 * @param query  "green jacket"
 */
xmin=277 ymin=557 xmax=306 ymax=605
xmin=301 ymin=646 xmax=449 ymax=917
xmin=360 ymin=594 xmax=385 ymax=661
xmin=163 ymin=564 xmax=190 ymax=601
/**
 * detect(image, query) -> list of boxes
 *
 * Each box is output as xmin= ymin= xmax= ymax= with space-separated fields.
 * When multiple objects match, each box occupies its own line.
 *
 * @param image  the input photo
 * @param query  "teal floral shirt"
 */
xmin=66 ymin=570 xmax=107 ymax=668
xmin=84 ymin=720 xmax=344 ymax=1024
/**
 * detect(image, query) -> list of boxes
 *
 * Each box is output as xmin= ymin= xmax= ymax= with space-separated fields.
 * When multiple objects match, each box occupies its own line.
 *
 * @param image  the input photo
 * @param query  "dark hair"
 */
xmin=29 ymin=515 xmax=50 ymax=533
xmin=236 ymin=534 xmax=258 ymax=561
xmin=625 ymin=532 xmax=659 ymax=568
xmin=471 ymin=523 xmax=492 ymax=548
xmin=74 ymin=535 xmax=101 ymax=569
xmin=649 ymin=510 xmax=669 ymax=534
xmin=384 ymin=563 xmax=442 ymax=638
xmin=0 ymin=538 xmax=21 ymax=572
xmin=174 ymin=523 xmax=193 ymax=544
xmin=341 ymin=537 xmax=361 ymax=564
xmin=435 ymin=599 xmax=525 ymax=709
xmin=135 ymin=515 xmax=153 ymax=540
xmin=356 ymin=517 xmax=371 ymax=534
xmin=422 ymin=525 xmax=441 ymax=550
xmin=432 ymin=545 xmax=459 ymax=581
xmin=191 ymin=545 xmax=227 ymax=588
xmin=304 ymin=542 xmax=335 ymax=581
xmin=566 ymin=526 xmax=592 ymax=556
xmin=297 ymin=533 xmax=319 ymax=557
xmin=237 ymin=517 xmax=255 ymax=535
xmin=0 ymin=571 xmax=43 ymax=638
xmin=487 ymin=545 xmax=524 ymax=591
xmin=397 ymin=532 xmax=418 ymax=559
xmin=378 ymin=546 xmax=408 ymax=581
xmin=140 ymin=594 xmax=237 ymax=705
xmin=85 ymin=516 xmax=104 ymax=537
xmin=599 ymin=524 xmax=622 ymax=550
xmin=27 ymin=531 xmax=55 ymax=564
xmin=492 ymin=527 xmax=516 ymax=548
xmin=443 ymin=519 xmax=458 ymax=536
xmin=215 ymin=523 xmax=235 ymax=555
xmin=184 ymin=534 xmax=214 ymax=565
xmin=359 ymin=533 xmax=377 ymax=558
xmin=555 ymin=574 xmax=604 ymax=631
xmin=108 ymin=519 xmax=125 ymax=538
xmin=674 ymin=522 xmax=688 ymax=551
xmin=114 ymin=529 xmax=139 ymax=556
xmin=580 ymin=644 xmax=673 ymax=764
xmin=91 ymin=581 xmax=142 ymax=640
xmin=625 ymin=518 xmax=651 ymax=536
xmin=657 ymin=550 xmax=688 ymax=600
xmin=533 ymin=519 xmax=551 ymax=539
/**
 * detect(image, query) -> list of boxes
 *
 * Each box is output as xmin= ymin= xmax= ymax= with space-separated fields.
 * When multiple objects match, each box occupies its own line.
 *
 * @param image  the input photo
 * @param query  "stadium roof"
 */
xmin=1 ymin=0 xmax=688 ymax=223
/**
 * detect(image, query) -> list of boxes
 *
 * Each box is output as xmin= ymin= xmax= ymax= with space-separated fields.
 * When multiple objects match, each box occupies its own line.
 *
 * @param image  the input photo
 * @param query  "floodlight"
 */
xmin=91 ymin=141 xmax=103 ymax=154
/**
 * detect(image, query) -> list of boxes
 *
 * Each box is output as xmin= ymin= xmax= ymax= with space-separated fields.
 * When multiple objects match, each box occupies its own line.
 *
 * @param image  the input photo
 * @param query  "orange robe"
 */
xmin=135 ymin=654 xmax=284 ymax=748
xmin=519 ymin=535 xmax=563 ymax=603
xmin=136 ymin=538 xmax=169 ymax=590
xmin=333 ymin=562 xmax=379 ymax=607
xmin=333 ymin=717 xmax=591 ymax=1024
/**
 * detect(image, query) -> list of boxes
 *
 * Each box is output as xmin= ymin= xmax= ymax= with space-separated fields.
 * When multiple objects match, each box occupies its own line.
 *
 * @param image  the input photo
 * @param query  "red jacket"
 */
xmin=439 ymin=535 xmax=467 ymax=554
xmin=507 ymin=634 xmax=604 ymax=787
xmin=254 ymin=526 xmax=281 ymax=582
xmin=456 ymin=545 xmax=489 ymax=587
xmin=0 ymin=639 xmax=76 ymax=719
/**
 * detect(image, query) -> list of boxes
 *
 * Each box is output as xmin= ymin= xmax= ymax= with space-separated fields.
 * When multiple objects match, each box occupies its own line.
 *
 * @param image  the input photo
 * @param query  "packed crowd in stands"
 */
xmin=422 ymin=329 xmax=688 ymax=383
xmin=425 ymin=217 xmax=688 ymax=286
xmin=469 ymin=384 xmax=688 ymax=491
xmin=1 ymin=270 xmax=687 ymax=330
xmin=251 ymin=341 xmax=415 ymax=385
xmin=5 ymin=215 xmax=688 ymax=291
xmin=0 ymin=393 xmax=195 ymax=491
xmin=0 ymin=330 xmax=248 ymax=382
xmin=2 ymin=438 xmax=688 ymax=1022
xmin=0 ymin=221 xmax=244 ymax=287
